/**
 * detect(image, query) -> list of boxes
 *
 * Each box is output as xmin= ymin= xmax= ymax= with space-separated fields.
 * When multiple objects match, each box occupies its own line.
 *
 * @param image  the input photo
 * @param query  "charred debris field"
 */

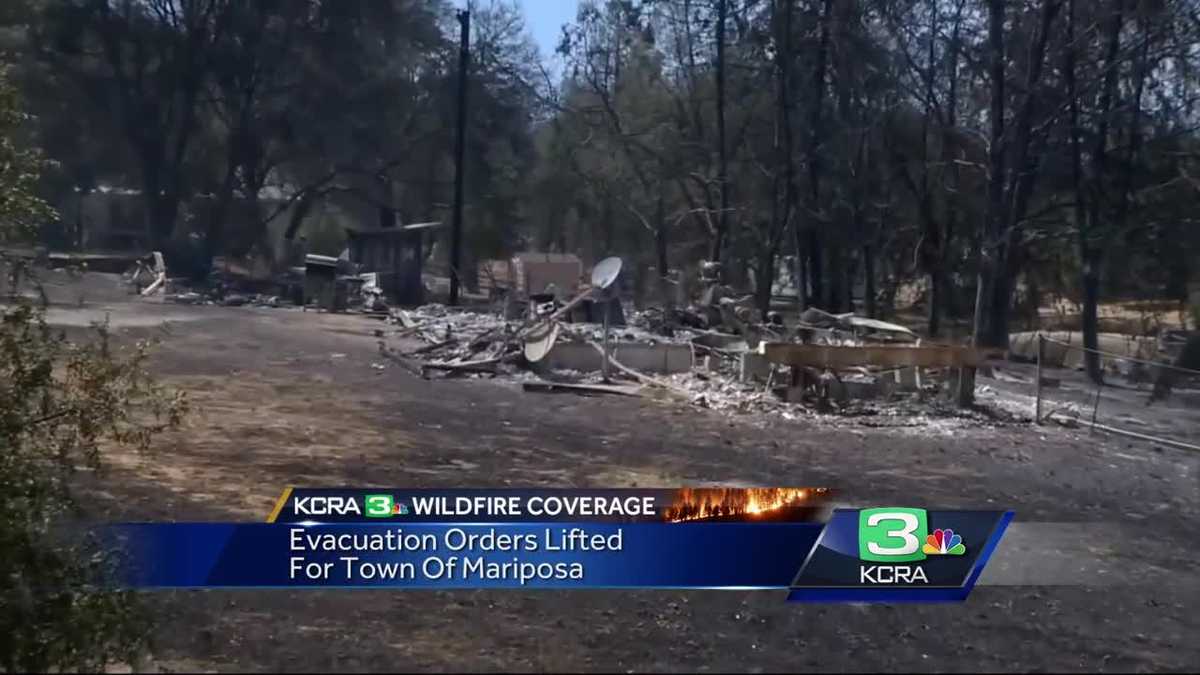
xmin=21 ymin=271 xmax=1194 ymax=672
xmin=4 ymin=0 xmax=1200 ymax=670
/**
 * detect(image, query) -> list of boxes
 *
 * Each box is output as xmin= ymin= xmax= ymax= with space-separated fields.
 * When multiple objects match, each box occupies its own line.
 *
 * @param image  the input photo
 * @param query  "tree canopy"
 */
xmin=2 ymin=0 xmax=1199 ymax=355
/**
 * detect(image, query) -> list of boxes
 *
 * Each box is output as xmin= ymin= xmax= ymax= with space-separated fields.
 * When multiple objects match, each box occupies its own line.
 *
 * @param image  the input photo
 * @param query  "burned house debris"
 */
xmin=139 ymin=219 xmax=440 ymax=312
xmin=123 ymin=241 xmax=1195 ymax=434
xmin=372 ymin=256 xmax=992 ymax=421
xmin=345 ymin=222 xmax=440 ymax=307
xmin=480 ymin=252 xmax=583 ymax=300
xmin=303 ymin=254 xmax=340 ymax=311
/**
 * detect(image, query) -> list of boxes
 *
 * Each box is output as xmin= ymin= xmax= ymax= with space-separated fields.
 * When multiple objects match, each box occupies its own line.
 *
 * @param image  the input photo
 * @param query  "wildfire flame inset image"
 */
xmin=664 ymin=487 xmax=829 ymax=522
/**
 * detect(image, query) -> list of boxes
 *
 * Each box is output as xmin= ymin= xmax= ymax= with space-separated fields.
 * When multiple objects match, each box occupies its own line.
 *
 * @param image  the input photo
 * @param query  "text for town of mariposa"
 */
xmin=287 ymin=527 xmax=623 ymax=584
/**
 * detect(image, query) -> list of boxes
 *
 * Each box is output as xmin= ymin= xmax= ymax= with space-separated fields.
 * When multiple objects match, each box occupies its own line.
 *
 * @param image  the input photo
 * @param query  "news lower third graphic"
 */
xmin=99 ymin=488 xmax=1013 ymax=602
xmin=787 ymin=507 xmax=1012 ymax=602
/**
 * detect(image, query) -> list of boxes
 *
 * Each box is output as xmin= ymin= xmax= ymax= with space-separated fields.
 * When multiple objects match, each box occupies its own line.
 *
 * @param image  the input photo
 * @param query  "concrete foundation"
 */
xmin=841 ymin=378 xmax=882 ymax=400
xmin=740 ymin=352 xmax=772 ymax=382
xmin=785 ymin=376 xmax=882 ymax=403
xmin=541 ymin=341 xmax=694 ymax=375
xmin=892 ymin=367 xmax=922 ymax=391
xmin=692 ymin=332 xmax=750 ymax=352
xmin=1010 ymin=331 xmax=1158 ymax=369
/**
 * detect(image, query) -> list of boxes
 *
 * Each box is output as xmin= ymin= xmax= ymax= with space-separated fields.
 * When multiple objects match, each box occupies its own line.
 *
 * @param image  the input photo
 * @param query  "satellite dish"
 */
xmin=523 ymin=322 xmax=560 ymax=363
xmin=591 ymin=257 xmax=623 ymax=291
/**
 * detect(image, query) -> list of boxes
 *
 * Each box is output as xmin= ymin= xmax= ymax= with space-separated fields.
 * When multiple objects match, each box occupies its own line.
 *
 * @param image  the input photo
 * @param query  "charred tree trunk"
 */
xmin=242 ymin=190 xmax=264 ymax=253
xmin=940 ymin=0 xmax=964 ymax=319
xmin=863 ymin=244 xmax=877 ymax=318
xmin=377 ymin=174 xmax=398 ymax=229
xmin=828 ymin=17 xmax=856 ymax=315
xmin=923 ymin=0 xmax=943 ymax=337
xmin=755 ymin=238 xmax=776 ymax=314
xmin=147 ymin=190 xmax=182 ymax=249
xmin=989 ymin=0 xmax=1060 ymax=345
xmin=711 ymin=0 xmax=730 ymax=263
xmin=655 ymin=195 xmax=672 ymax=311
xmin=449 ymin=9 xmax=470 ymax=306
xmin=1117 ymin=15 xmax=1150 ymax=229
xmin=848 ymin=124 xmax=870 ymax=316
xmin=973 ymin=0 xmax=1059 ymax=354
xmin=760 ymin=0 xmax=796 ymax=316
xmin=284 ymin=188 xmax=319 ymax=242
xmin=971 ymin=0 xmax=1007 ymax=349
xmin=802 ymin=0 xmax=833 ymax=308
xmin=602 ymin=201 xmax=614 ymax=255
xmin=962 ymin=0 xmax=1008 ymax=404
xmin=777 ymin=0 xmax=796 ymax=289
xmin=1065 ymin=0 xmax=1091 ymax=383
xmin=828 ymin=245 xmax=845 ymax=312
xmin=139 ymin=153 xmax=183 ymax=248
xmin=207 ymin=159 xmax=238 ymax=263
xmin=1081 ymin=0 xmax=1124 ymax=384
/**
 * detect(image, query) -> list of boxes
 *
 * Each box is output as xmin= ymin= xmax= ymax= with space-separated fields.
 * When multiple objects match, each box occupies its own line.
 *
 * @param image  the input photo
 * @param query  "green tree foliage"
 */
xmin=0 ymin=0 xmax=1197 ymax=336
xmin=0 ymin=66 xmax=52 ymax=242
xmin=0 ymin=0 xmax=542 ymax=276
xmin=1 ymin=68 xmax=187 ymax=672
xmin=539 ymin=0 xmax=1199 ymax=339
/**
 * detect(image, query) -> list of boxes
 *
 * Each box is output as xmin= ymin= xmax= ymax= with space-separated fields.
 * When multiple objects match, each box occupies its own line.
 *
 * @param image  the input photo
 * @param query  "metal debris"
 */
xmin=522 ymin=381 xmax=644 ymax=397
xmin=377 ymin=300 xmax=969 ymax=416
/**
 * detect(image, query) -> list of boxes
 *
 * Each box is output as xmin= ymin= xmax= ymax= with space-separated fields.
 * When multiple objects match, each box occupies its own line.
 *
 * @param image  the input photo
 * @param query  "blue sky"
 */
xmin=520 ymin=0 xmax=580 ymax=60
xmin=455 ymin=0 xmax=580 ymax=61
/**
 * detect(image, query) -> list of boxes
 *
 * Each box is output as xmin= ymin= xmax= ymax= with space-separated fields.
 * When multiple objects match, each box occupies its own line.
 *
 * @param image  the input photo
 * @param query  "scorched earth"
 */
xmin=34 ymin=272 xmax=1200 ymax=673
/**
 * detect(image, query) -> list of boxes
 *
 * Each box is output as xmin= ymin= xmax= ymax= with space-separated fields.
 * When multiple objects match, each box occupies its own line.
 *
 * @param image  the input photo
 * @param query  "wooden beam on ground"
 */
xmin=378 ymin=346 xmax=428 ymax=379
xmin=141 ymin=272 xmax=166 ymax=296
xmin=760 ymin=343 xmax=986 ymax=369
xmin=424 ymin=358 xmax=500 ymax=374
xmin=585 ymin=342 xmax=694 ymax=400
xmin=1047 ymin=413 xmax=1200 ymax=453
xmin=522 ymin=381 xmax=644 ymax=397
xmin=515 ymin=286 xmax=596 ymax=341
xmin=404 ymin=338 xmax=456 ymax=356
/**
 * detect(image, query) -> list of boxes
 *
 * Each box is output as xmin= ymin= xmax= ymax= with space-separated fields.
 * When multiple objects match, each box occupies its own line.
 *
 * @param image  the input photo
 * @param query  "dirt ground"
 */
xmin=15 ymin=271 xmax=1200 ymax=673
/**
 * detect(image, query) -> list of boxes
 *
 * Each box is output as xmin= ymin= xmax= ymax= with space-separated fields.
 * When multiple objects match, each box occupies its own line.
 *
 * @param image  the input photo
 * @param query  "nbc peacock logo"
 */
xmin=858 ymin=508 xmax=970 ymax=563
xmin=922 ymin=528 xmax=966 ymax=556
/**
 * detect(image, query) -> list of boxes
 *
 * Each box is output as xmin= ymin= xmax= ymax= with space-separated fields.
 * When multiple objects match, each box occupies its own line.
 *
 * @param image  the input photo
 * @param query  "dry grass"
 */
xmin=1038 ymin=299 xmax=1190 ymax=335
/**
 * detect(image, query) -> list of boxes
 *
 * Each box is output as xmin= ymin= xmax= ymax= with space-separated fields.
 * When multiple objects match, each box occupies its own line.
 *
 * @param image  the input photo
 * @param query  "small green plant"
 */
xmin=1 ymin=67 xmax=187 ymax=672
xmin=0 ymin=302 xmax=188 ymax=672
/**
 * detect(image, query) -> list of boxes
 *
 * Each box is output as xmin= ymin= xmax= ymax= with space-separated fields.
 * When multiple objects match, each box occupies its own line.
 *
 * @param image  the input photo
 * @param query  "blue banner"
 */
xmin=266 ymin=487 xmax=831 ymax=524
xmin=789 ymin=509 xmax=1013 ymax=602
xmin=98 ymin=495 xmax=1012 ymax=602
xmin=106 ymin=523 xmax=823 ymax=589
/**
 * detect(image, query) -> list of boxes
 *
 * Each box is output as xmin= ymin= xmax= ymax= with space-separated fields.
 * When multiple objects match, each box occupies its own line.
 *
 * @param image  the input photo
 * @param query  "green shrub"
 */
xmin=1 ymin=67 xmax=187 ymax=672
xmin=0 ymin=302 xmax=187 ymax=672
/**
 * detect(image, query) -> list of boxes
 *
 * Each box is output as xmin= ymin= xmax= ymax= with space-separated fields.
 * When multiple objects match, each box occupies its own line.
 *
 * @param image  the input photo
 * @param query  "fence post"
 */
xmin=1091 ymin=369 xmax=1105 ymax=430
xmin=1035 ymin=333 xmax=1043 ymax=424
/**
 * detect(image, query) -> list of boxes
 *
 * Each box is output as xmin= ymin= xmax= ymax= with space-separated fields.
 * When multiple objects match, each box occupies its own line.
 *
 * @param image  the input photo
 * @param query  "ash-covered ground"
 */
xmin=17 ymin=271 xmax=1199 ymax=672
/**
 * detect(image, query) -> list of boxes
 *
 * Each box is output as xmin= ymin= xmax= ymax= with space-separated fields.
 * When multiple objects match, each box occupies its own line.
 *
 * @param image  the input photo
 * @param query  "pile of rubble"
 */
xmin=380 ymin=301 xmax=693 ymax=382
xmin=130 ymin=250 xmax=390 ymax=312
xmin=163 ymin=291 xmax=286 ymax=307
xmin=381 ymin=305 xmax=522 ymax=377
xmin=375 ymin=270 xmax=965 ymax=423
xmin=667 ymin=370 xmax=798 ymax=416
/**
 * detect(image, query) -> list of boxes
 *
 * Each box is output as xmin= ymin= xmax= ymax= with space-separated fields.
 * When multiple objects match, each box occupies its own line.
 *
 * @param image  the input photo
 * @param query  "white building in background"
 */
xmin=60 ymin=184 xmax=299 ymax=252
